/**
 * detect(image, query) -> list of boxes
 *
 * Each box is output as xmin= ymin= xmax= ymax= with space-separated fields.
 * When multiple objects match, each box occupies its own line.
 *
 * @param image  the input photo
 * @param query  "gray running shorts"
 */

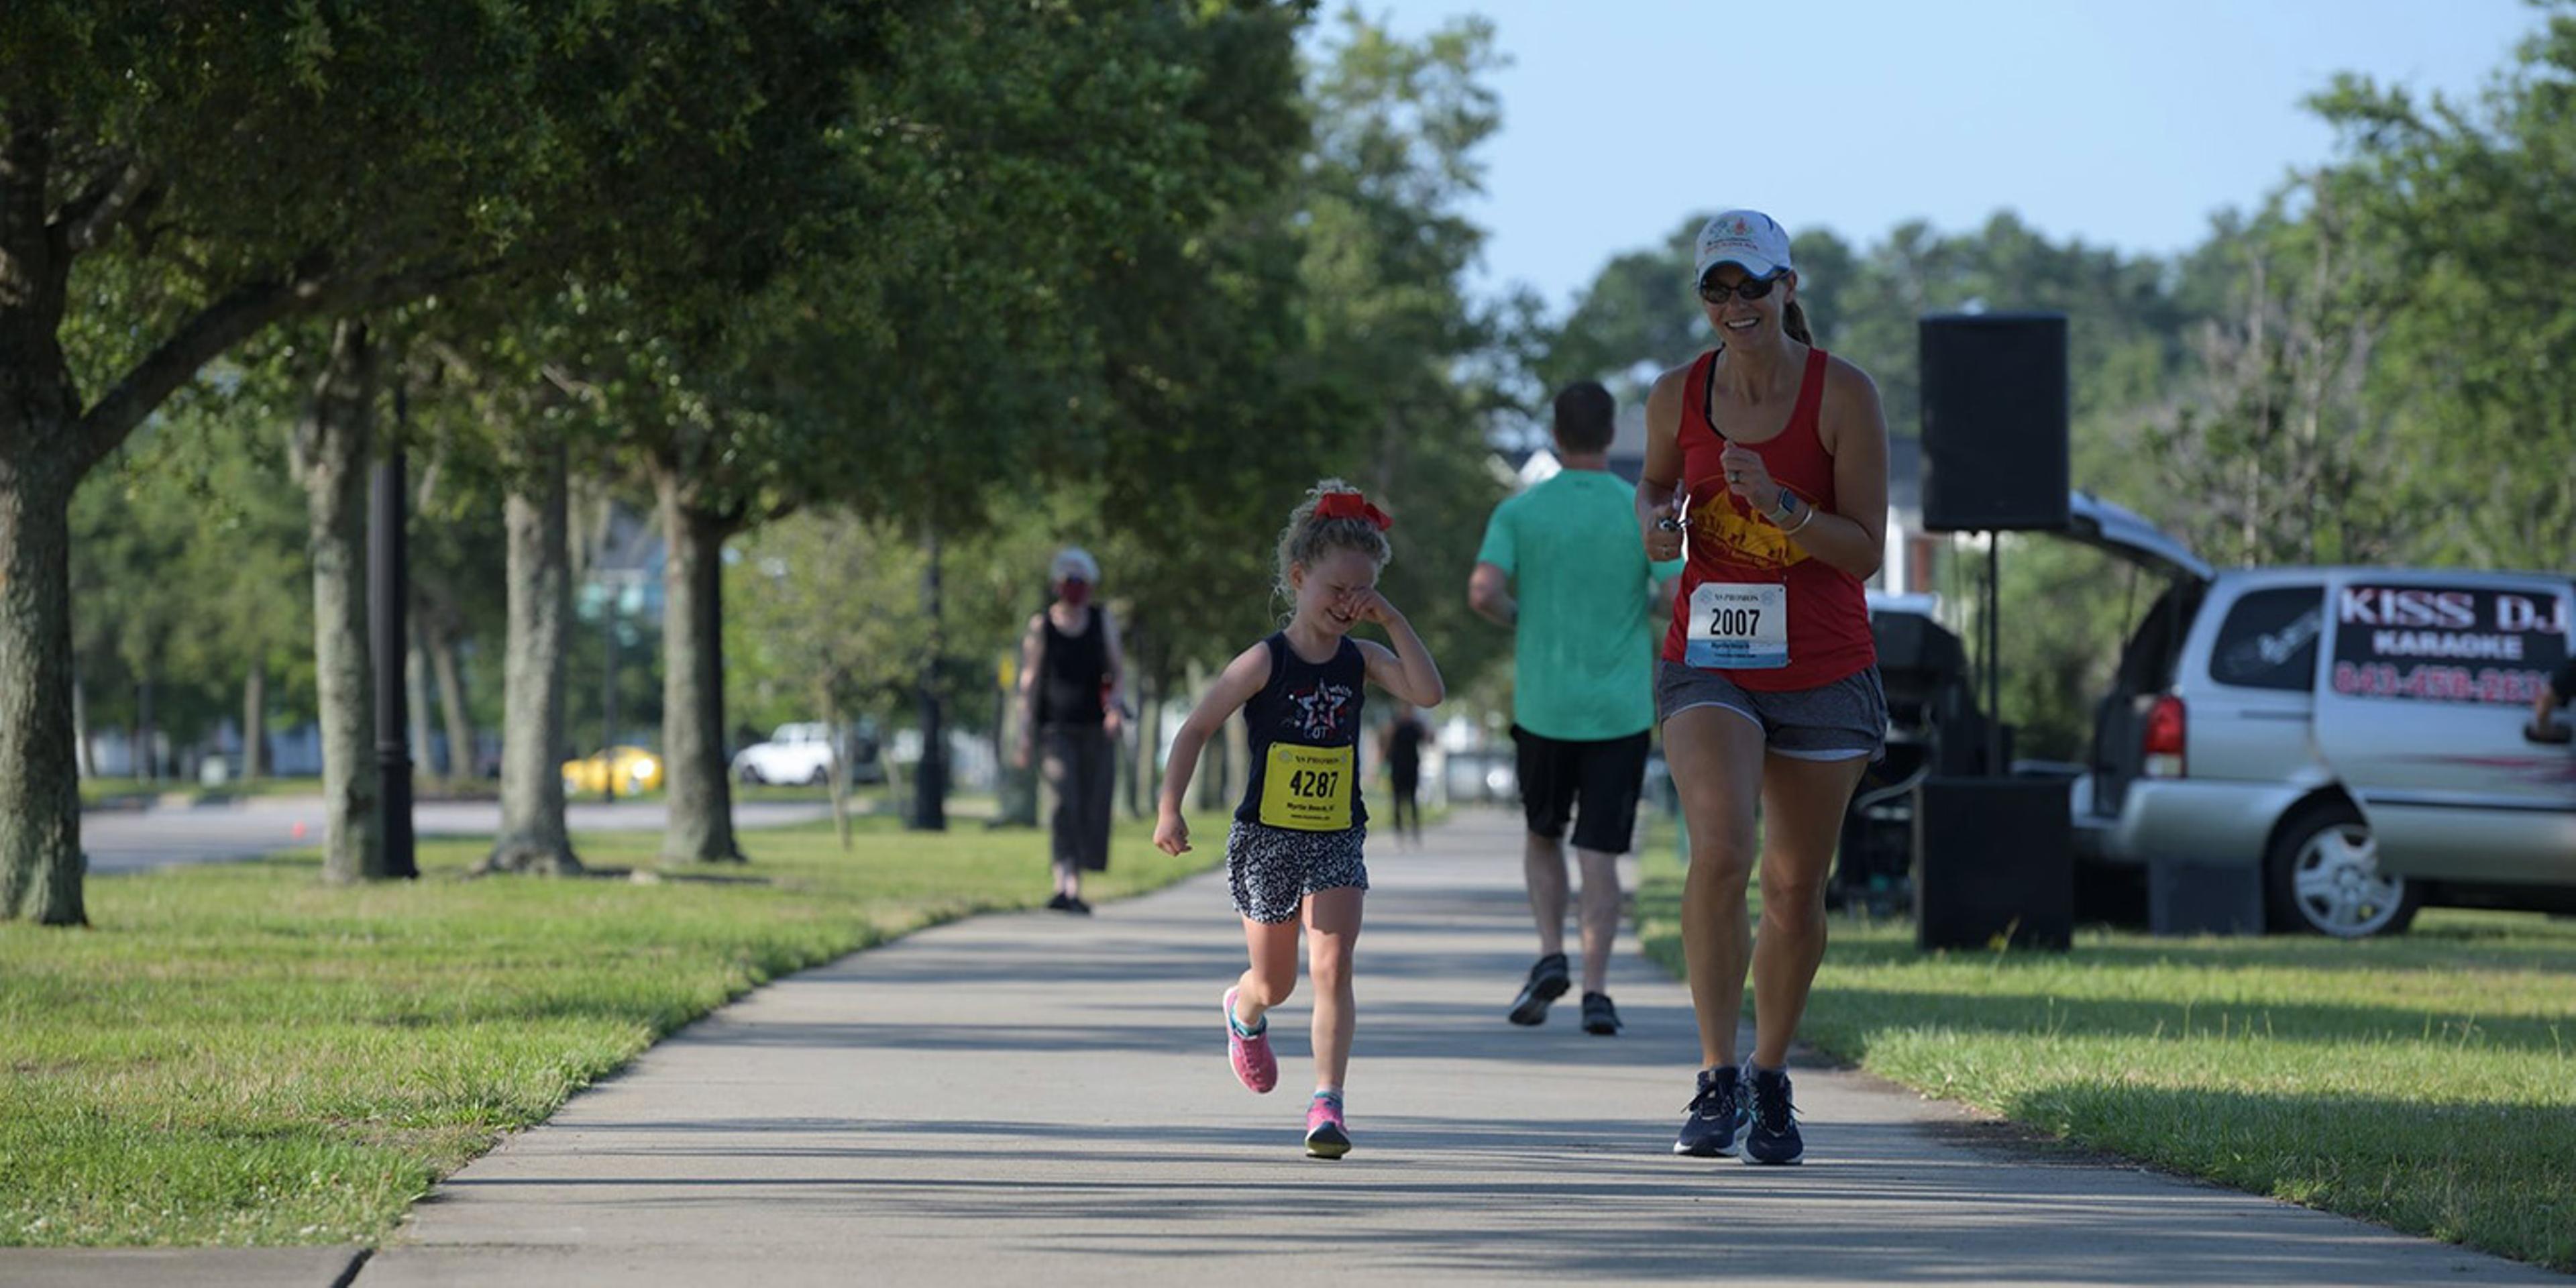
xmin=1654 ymin=660 xmax=1888 ymax=761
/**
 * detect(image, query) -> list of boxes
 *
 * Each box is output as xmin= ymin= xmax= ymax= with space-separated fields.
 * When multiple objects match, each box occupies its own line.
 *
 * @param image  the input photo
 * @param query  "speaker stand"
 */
xmin=1983 ymin=534 xmax=2002 ymax=775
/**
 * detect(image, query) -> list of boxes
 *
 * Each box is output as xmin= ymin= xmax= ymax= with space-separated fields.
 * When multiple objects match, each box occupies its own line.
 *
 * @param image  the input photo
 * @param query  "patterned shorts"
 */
xmin=1226 ymin=820 xmax=1369 ymax=924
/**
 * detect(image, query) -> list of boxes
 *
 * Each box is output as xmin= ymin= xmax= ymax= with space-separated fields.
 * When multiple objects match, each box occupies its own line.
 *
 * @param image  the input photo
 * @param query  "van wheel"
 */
xmin=2264 ymin=800 xmax=2421 ymax=938
xmin=806 ymin=765 xmax=829 ymax=787
xmin=737 ymin=765 xmax=765 ymax=786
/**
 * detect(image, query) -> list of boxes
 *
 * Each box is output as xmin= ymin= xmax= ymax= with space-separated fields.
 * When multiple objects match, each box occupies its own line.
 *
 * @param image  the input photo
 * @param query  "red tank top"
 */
xmin=1660 ymin=345 xmax=1876 ymax=692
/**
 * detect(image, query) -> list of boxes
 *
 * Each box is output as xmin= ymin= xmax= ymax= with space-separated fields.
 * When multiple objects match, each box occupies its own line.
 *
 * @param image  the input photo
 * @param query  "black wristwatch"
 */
xmin=1770 ymin=488 xmax=1800 ymax=523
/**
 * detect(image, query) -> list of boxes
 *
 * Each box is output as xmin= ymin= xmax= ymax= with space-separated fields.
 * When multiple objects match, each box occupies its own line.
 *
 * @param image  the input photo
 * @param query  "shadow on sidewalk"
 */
xmin=425 ymin=1113 xmax=2474 ymax=1285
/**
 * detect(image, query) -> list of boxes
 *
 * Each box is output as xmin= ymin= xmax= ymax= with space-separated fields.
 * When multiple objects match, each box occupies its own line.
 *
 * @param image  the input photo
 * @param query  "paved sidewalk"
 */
xmin=338 ymin=810 xmax=2557 ymax=1287
xmin=13 ymin=810 xmax=2560 ymax=1286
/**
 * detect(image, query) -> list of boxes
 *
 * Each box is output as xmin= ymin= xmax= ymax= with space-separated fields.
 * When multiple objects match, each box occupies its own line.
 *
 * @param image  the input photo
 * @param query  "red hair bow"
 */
xmin=1315 ymin=491 xmax=1393 ymax=531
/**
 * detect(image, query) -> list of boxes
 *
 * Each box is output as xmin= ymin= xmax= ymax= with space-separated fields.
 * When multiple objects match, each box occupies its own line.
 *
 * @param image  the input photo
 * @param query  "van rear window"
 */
xmin=2210 ymin=587 xmax=2323 ymax=691
xmin=2328 ymin=584 xmax=2571 ymax=704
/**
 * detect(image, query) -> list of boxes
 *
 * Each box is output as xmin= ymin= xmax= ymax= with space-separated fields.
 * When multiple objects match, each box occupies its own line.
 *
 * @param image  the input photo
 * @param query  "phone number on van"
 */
xmin=2330 ymin=661 xmax=2548 ymax=704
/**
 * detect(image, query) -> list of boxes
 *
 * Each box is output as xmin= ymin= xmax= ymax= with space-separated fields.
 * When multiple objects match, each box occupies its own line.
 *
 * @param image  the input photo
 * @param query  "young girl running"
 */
xmin=1155 ymin=480 xmax=1445 ymax=1159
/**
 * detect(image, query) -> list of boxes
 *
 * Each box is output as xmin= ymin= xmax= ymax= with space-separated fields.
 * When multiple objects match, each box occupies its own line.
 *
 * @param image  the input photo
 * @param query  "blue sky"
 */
xmin=1334 ymin=0 xmax=2538 ymax=313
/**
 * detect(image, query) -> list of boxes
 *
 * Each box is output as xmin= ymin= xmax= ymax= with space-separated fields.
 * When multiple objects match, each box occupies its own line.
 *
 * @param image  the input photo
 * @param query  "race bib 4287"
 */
xmin=1258 ymin=743 xmax=1354 ymax=830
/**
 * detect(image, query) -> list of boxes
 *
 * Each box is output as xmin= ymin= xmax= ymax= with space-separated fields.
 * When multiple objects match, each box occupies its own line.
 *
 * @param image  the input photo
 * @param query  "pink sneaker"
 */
xmin=1304 ymin=1091 xmax=1351 ymax=1159
xmin=1223 ymin=987 xmax=1277 ymax=1093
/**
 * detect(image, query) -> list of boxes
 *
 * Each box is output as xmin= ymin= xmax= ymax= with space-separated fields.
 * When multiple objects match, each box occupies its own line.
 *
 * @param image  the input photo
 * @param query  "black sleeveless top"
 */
xmin=1035 ymin=607 xmax=1108 ymax=727
xmin=1234 ymin=633 xmax=1368 ymax=831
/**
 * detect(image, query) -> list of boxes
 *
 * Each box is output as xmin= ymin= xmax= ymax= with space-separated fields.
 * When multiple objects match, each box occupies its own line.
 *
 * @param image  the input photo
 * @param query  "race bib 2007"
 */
xmin=1259 ymin=743 xmax=1354 ymax=830
xmin=1686 ymin=582 xmax=1789 ymax=670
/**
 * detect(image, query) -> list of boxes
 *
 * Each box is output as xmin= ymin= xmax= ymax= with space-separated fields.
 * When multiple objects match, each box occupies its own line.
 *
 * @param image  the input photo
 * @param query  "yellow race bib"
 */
xmin=1259 ymin=743 xmax=1354 ymax=831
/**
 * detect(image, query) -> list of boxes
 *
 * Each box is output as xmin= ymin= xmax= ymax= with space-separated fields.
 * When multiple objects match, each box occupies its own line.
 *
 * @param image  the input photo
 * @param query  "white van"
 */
xmin=2067 ymin=523 xmax=2576 ymax=936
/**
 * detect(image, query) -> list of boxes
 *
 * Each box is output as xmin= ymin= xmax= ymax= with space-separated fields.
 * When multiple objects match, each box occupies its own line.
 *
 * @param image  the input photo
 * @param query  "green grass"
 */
xmin=78 ymin=776 xmax=332 ymax=808
xmin=0 ymin=811 xmax=1214 ymax=1248
xmin=1633 ymin=817 xmax=2576 ymax=1271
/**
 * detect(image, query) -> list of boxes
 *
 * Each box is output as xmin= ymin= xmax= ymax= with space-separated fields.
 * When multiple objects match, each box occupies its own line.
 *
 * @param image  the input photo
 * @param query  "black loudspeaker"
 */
xmin=1913 ymin=776 xmax=2070 ymax=951
xmin=1919 ymin=313 xmax=2070 ymax=531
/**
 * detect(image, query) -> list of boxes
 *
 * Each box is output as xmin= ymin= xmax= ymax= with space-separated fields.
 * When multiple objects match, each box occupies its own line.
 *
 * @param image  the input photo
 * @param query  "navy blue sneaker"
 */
xmin=1671 ymin=1065 xmax=1744 ymax=1158
xmin=1742 ymin=1065 xmax=1803 ymax=1165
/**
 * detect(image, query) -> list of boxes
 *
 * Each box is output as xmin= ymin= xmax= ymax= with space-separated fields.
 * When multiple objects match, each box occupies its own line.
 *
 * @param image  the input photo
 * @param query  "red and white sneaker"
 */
xmin=1223 ymin=986 xmax=1277 ymax=1093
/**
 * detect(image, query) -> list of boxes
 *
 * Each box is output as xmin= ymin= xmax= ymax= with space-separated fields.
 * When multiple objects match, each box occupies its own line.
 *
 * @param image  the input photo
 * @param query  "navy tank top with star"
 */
xmin=1234 ymin=633 xmax=1369 ymax=832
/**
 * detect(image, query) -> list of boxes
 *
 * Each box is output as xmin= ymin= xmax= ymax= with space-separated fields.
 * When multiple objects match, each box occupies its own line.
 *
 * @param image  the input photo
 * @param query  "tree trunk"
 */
xmin=824 ymin=698 xmax=852 ymax=852
xmin=598 ymin=583 xmax=619 ymax=804
xmin=478 ymin=439 xmax=580 ymax=875
xmin=0 ymin=448 xmax=89 ymax=924
xmin=1120 ymin=624 xmax=1146 ymax=820
xmin=1198 ymin=723 xmax=1233 ymax=813
xmin=406 ymin=625 xmax=435 ymax=782
xmin=296 ymin=320 xmax=384 ymax=882
xmin=241 ymin=664 xmax=267 ymax=782
xmin=1222 ymin=696 xmax=1250 ymax=805
xmin=72 ymin=666 xmax=94 ymax=780
xmin=428 ymin=622 xmax=474 ymax=788
xmin=3 ymin=113 xmax=314 ymax=922
xmin=0 ymin=117 xmax=87 ymax=922
xmin=1135 ymin=661 xmax=1161 ymax=820
xmin=137 ymin=677 xmax=158 ymax=784
xmin=1191 ymin=659 xmax=1227 ymax=812
xmin=878 ymin=723 xmax=906 ymax=808
xmin=654 ymin=468 xmax=742 ymax=863
xmin=989 ymin=675 xmax=1020 ymax=824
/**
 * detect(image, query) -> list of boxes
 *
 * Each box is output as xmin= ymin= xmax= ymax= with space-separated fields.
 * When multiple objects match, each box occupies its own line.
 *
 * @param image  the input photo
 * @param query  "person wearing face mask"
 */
xmin=1016 ymin=547 xmax=1130 ymax=914
xmin=1639 ymin=209 xmax=1892 ymax=1166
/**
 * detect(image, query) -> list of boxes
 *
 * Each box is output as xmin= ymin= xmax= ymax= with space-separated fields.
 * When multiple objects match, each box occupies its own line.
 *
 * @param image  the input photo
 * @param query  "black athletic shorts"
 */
xmin=1511 ymin=725 xmax=1651 ymax=855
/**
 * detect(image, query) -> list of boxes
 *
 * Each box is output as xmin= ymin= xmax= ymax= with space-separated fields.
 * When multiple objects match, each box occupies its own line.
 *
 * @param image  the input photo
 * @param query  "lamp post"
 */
xmin=369 ymin=383 xmax=419 ymax=879
xmin=911 ymin=526 xmax=947 ymax=830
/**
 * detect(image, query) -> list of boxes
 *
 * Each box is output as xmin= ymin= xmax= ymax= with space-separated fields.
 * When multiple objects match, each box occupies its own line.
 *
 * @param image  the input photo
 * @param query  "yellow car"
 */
xmin=562 ymin=745 xmax=664 ymax=796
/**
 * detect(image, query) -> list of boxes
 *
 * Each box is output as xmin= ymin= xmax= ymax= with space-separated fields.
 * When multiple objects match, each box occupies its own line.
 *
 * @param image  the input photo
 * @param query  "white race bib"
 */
xmin=1686 ymin=582 xmax=1789 ymax=669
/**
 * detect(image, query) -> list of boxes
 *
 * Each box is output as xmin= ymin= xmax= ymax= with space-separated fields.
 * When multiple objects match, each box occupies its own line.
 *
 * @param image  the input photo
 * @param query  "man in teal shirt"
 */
xmin=1470 ymin=380 xmax=1681 ymax=1035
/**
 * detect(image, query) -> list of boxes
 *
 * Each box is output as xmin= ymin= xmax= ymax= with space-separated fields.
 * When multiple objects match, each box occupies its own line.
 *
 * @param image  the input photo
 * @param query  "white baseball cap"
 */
xmin=1049 ymin=547 xmax=1099 ymax=582
xmin=1692 ymin=209 xmax=1794 ymax=285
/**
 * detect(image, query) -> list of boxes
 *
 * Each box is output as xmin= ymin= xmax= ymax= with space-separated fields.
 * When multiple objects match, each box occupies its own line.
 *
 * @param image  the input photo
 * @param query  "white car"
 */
xmin=732 ymin=722 xmax=883 ymax=787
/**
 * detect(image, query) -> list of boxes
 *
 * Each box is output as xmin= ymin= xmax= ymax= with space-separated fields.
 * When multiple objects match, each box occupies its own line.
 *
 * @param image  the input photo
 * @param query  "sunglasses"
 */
xmin=1697 ymin=271 xmax=1786 ymax=305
